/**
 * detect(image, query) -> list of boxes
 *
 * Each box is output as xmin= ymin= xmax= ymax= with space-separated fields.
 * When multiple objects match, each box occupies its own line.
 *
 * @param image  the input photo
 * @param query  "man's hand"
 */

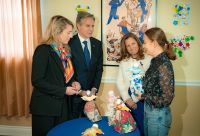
xmin=125 ymin=98 xmax=137 ymax=109
xmin=91 ymin=87 xmax=97 ymax=95
xmin=79 ymin=90 xmax=87 ymax=96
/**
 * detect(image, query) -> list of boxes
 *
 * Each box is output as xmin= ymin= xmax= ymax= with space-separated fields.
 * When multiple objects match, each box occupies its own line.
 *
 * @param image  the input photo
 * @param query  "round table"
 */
xmin=47 ymin=117 xmax=140 ymax=136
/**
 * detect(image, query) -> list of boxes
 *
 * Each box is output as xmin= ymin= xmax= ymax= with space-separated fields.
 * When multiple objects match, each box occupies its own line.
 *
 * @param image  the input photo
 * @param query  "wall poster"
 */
xmin=101 ymin=0 xmax=157 ymax=66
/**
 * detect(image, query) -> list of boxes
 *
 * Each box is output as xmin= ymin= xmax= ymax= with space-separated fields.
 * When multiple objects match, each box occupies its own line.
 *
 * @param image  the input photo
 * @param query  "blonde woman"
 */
xmin=30 ymin=15 xmax=80 ymax=136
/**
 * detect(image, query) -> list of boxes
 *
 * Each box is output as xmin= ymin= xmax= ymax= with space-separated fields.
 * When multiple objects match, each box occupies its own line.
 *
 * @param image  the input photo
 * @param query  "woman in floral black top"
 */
xmin=142 ymin=27 xmax=176 ymax=136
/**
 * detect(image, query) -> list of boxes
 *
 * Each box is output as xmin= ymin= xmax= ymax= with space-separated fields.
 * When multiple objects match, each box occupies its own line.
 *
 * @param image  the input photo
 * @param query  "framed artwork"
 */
xmin=101 ymin=0 xmax=157 ymax=66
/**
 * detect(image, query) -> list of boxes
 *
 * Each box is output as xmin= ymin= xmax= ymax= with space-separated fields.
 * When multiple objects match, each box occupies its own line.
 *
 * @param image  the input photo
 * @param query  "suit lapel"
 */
xmin=90 ymin=38 xmax=96 ymax=68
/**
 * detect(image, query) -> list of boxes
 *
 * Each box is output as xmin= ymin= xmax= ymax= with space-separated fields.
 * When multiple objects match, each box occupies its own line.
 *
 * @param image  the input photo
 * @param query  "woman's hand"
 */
xmin=125 ymin=98 xmax=137 ymax=109
xmin=72 ymin=81 xmax=81 ymax=91
xmin=65 ymin=86 xmax=77 ymax=95
xmin=137 ymin=93 xmax=142 ymax=100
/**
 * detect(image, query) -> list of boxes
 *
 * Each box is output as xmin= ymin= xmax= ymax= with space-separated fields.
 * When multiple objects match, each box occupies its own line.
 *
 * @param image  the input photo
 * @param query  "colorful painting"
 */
xmin=172 ymin=3 xmax=190 ymax=26
xmin=102 ymin=0 xmax=157 ymax=66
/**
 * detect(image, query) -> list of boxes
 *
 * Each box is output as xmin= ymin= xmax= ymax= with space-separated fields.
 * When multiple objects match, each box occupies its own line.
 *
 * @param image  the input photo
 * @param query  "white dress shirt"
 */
xmin=78 ymin=34 xmax=91 ymax=57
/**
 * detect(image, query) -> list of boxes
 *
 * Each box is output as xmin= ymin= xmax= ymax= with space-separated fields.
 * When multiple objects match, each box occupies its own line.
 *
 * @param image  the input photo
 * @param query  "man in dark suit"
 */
xmin=69 ymin=11 xmax=103 ymax=118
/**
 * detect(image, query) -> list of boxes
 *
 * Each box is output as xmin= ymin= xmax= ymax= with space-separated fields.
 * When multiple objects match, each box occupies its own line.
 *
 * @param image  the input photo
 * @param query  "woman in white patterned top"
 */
xmin=116 ymin=33 xmax=151 ymax=136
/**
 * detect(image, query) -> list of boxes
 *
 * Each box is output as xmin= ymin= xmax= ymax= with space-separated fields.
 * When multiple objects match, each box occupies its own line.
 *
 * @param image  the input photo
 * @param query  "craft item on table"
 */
xmin=83 ymin=90 xmax=102 ymax=122
xmin=105 ymin=90 xmax=118 ymax=126
xmin=114 ymin=99 xmax=131 ymax=111
xmin=106 ymin=95 xmax=136 ymax=134
xmin=81 ymin=90 xmax=97 ymax=101
xmin=82 ymin=124 xmax=104 ymax=136
xmin=112 ymin=99 xmax=137 ymax=134
xmin=128 ymin=62 xmax=145 ymax=103
xmin=81 ymin=95 xmax=97 ymax=101
xmin=84 ymin=101 xmax=102 ymax=122
xmin=172 ymin=3 xmax=190 ymax=26
xmin=170 ymin=35 xmax=195 ymax=58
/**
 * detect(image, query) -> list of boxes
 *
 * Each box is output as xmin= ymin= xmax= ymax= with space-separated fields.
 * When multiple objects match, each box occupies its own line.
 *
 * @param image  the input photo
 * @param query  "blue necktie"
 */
xmin=83 ymin=41 xmax=90 ymax=67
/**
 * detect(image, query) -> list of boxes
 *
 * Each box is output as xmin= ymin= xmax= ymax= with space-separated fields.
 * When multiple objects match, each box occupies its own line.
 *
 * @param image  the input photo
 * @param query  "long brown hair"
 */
xmin=145 ymin=27 xmax=176 ymax=60
xmin=118 ymin=33 xmax=144 ymax=62
xmin=41 ymin=15 xmax=74 ymax=45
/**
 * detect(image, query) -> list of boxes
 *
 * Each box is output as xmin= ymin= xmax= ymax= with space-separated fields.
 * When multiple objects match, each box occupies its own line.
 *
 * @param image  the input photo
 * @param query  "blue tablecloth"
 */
xmin=47 ymin=117 xmax=140 ymax=136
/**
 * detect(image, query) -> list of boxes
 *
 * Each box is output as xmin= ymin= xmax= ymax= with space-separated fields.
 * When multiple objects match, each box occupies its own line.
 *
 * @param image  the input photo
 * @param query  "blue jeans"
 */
xmin=144 ymin=103 xmax=172 ymax=136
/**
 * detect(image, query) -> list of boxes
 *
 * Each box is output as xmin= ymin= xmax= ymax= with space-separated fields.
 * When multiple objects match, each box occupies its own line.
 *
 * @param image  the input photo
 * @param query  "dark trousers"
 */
xmin=72 ymin=96 xmax=85 ymax=119
xmin=131 ymin=101 xmax=144 ymax=136
xmin=32 ymin=115 xmax=58 ymax=136
xmin=32 ymin=98 xmax=72 ymax=136
xmin=128 ymin=89 xmax=144 ymax=136
xmin=32 ymin=113 xmax=71 ymax=136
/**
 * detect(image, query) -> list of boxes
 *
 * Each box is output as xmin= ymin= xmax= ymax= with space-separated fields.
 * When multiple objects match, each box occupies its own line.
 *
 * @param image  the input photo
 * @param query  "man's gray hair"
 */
xmin=76 ymin=11 xmax=95 ymax=24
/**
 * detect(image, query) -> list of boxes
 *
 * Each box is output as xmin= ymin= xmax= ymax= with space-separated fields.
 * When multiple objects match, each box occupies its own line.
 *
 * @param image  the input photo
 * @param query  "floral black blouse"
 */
xmin=142 ymin=52 xmax=175 ymax=108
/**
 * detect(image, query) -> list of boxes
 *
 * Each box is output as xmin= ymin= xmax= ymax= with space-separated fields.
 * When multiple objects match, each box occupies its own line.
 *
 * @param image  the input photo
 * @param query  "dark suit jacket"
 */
xmin=30 ymin=44 xmax=74 ymax=116
xmin=69 ymin=34 xmax=103 ymax=91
